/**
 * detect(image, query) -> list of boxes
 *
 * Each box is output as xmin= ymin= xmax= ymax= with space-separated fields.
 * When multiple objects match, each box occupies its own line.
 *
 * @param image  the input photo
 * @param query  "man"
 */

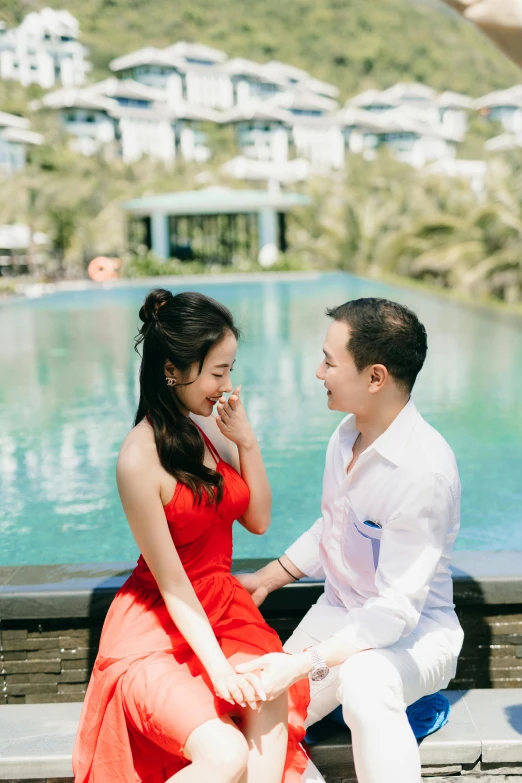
xmin=237 ymin=298 xmax=464 ymax=783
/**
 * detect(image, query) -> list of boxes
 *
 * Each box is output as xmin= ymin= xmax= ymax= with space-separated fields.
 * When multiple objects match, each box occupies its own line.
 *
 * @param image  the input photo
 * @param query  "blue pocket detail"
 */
xmin=364 ymin=520 xmax=382 ymax=529
xmin=352 ymin=520 xmax=381 ymax=569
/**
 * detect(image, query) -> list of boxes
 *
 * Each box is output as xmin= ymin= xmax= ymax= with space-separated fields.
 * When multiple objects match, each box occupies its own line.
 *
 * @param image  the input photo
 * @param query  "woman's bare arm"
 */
xmin=116 ymin=439 xmax=264 ymax=708
xmin=216 ymin=388 xmax=272 ymax=535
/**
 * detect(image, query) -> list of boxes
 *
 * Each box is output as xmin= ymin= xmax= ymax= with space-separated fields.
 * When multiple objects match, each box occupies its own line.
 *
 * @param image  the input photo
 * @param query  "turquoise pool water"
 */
xmin=1 ymin=272 xmax=522 ymax=565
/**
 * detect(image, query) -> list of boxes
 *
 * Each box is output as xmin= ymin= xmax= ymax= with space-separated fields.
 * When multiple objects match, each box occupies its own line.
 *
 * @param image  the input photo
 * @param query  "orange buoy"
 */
xmin=88 ymin=256 xmax=121 ymax=282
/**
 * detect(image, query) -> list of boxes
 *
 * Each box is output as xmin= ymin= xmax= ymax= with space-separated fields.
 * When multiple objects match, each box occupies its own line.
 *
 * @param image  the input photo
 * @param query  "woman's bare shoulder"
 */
xmin=118 ymin=420 xmax=159 ymax=478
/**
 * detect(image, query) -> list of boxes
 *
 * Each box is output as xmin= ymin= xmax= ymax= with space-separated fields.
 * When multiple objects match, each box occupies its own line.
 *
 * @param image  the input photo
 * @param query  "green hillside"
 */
xmin=0 ymin=0 xmax=520 ymax=99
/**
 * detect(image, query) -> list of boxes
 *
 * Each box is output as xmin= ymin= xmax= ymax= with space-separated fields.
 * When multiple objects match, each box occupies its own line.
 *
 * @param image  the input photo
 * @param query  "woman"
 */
xmin=73 ymin=289 xmax=309 ymax=783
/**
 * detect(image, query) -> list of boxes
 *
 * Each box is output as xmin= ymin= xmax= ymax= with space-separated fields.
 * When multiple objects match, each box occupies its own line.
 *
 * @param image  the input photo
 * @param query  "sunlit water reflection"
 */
xmin=1 ymin=272 xmax=521 ymax=565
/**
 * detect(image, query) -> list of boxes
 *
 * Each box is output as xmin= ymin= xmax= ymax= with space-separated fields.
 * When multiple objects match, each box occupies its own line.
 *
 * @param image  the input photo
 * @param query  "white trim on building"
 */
xmin=0 ymin=111 xmax=43 ymax=173
xmin=0 ymin=8 xmax=90 ymax=89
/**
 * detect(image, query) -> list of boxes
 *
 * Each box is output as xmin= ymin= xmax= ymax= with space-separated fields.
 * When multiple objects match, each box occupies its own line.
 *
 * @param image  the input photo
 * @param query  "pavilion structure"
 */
xmin=121 ymin=185 xmax=309 ymax=266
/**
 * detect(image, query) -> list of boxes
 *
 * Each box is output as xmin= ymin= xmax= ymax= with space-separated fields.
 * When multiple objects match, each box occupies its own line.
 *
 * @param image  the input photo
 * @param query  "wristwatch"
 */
xmin=306 ymin=646 xmax=330 ymax=682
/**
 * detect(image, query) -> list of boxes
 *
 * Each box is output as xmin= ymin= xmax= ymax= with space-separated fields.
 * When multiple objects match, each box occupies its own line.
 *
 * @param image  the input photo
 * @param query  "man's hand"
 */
xmin=236 ymin=652 xmax=312 ymax=701
xmin=235 ymin=571 xmax=269 ymax=607
xmin=235 ymin=557 xmax=305 ymax=608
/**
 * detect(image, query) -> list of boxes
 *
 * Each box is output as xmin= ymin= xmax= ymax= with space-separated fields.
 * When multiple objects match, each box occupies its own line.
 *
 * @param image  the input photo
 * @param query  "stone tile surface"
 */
xmin=419 ymin=690 xmax=482 ymax=766
xmin=464 ymin=689 xmax=522 ymax=764
xmin=0 ymin=703 xmax=82 ymax=777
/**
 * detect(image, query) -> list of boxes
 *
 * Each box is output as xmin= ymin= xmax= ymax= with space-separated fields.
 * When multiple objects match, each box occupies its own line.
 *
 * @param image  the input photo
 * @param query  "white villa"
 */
xmin=38 ymin=80 xmax=217 ymax=164
xmin=221 ymin=58 xmax=287 ymax=106
xmin=0 ymin=110 xmax=43 ymax=173
xmin=220 ymin=99 xmax=345 ymax=170
xmin=475 ymin=85 xmax=522 ymax=153
xmin=346 ymin=83 xmax=472 ymax=141
xmin=220 ymin=102 xmax=291 ymax=164
xmin=109 ymin=43 xmax=234 ymax=110
xmin=263 ymin=60 xmax=339 ymax=100
xmin=0 ymin=8 xmax=90 ymax=89
xmin=475 ymin=85 xmax=522 ymax=134
xmin=337 ymin=105 xmax=458 ymax=169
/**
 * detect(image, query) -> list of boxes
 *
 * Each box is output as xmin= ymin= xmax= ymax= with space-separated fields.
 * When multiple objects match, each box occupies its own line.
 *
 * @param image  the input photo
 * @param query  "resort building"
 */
xmin=347 ymin=83 xmax=472 ymax=142
xmin=37 ymin=84 xmax=217 ymax=163
xmin=263 ymin=60 xmax=339 ymax=100
xmin=220 ymin=102 xmax=291 ymax=163
xmin=0 ymin=110 xmax=43 ymax=173
xmin=0 ymin=8 xmax=90 ymax=89
xmin=290 ymin=115 xmax=344 ymax=170
xmin=268 ymin=89 xmax=338 ymax=117
xmin=220 ymin=99 xmax=344 ymax=171
xmin=338 ymin=106 xmax=458 ymax=168
xmin=221 ymin=58 xmax=287 ymax=106
xmin=475 ymin=85 xmax=522 ymax=135
xmin=109 ymin=43 xmax=234 ymax=111
xmin=122 ymin=185 xmax=309 ymax=266
xmin=0 ymin=223 xmax=48 ymax=273
xmin=39 ymin=89 xmax=118 ymax=157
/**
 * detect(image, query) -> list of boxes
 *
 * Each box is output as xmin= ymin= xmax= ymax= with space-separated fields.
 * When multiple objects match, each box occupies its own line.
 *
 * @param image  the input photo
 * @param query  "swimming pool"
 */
xmin=1 ymin=272 xmax=521 ymax=565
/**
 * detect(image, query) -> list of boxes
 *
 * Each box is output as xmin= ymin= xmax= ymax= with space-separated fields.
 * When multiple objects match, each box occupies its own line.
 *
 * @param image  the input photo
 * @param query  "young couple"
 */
xmin=73 ymin=288 xmax=463 ymax=783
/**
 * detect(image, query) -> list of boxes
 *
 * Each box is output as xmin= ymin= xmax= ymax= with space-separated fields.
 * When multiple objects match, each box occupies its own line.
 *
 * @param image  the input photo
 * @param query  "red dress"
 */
xmin=73 ymin=424 xmax=310 ymax=782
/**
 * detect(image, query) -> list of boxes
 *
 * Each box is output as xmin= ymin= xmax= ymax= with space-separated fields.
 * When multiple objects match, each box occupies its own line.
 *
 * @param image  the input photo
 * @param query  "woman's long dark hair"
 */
xmin=134 ymin=289 xmax=240 ymax=504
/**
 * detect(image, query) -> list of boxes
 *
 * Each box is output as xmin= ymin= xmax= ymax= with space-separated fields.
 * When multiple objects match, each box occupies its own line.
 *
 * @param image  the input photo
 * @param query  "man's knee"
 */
xmin=338 ymin=652 xmax=405 ymax=726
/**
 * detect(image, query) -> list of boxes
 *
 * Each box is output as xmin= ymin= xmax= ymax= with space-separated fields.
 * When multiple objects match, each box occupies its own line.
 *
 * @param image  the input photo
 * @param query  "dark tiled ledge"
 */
xmin=0 ymin=551 xmax=522 ymax=621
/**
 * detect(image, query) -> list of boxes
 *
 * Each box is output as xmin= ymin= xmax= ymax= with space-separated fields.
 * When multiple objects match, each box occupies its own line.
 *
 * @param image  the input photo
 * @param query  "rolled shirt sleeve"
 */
xmin=285 ymin=516 xmax=326 ymax=579
xmin=333 ymin=471 xmax=457 ymax=650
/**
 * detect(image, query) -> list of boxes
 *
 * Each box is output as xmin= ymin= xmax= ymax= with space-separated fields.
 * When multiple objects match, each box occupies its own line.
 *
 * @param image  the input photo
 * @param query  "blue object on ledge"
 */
xmin=305 ymin=692 xmax=451 ymax=745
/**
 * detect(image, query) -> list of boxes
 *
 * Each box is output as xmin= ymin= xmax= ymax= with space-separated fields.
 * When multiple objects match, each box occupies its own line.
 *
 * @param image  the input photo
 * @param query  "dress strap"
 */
xmin=192 ymin=421 xmax=222 ymax=465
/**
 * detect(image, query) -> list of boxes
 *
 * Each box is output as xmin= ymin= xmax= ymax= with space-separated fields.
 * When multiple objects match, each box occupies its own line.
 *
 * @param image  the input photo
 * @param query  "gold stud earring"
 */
xmin=166 ymin=377 xmax=177 ymax=387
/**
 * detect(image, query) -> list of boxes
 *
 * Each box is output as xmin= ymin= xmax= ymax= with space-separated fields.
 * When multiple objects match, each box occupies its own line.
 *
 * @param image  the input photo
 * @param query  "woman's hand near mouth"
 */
xmin=217 ymin=386 xmax=272 ymax=535
xmin=216 ymin=387 xmax=255 ymax=448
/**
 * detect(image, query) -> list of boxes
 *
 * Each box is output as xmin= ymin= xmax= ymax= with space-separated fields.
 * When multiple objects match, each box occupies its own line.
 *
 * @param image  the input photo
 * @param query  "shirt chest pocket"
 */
xmin=342 ymin=505 xmax=382 ymax=575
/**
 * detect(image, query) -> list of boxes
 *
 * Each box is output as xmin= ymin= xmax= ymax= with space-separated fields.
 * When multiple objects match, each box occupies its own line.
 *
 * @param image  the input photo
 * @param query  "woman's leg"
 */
xmin=238 ymin=692 xmax=289 ymax=783
xmin=169 ymin=716 xmax=249 ymax=783
xmin=301 ymin=758 xmax=327 ymax=782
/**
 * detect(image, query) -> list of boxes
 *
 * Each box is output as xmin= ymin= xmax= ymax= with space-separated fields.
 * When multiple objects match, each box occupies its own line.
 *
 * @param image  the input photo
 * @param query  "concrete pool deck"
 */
xmin=10 ymin=270 xmax=323 ymax=300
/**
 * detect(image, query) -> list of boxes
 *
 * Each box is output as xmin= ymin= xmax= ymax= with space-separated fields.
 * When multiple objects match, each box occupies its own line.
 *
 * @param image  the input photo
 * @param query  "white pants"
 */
xmin=284 ymin=603 xmax=461 ymax=783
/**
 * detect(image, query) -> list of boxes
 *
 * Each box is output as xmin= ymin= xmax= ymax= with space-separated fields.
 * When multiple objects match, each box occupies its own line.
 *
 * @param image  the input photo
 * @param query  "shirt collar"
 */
xmin=339 ymin=397 xmax=420 ymax=468
xmin=370 ymin=398 xmax=419 ymax=466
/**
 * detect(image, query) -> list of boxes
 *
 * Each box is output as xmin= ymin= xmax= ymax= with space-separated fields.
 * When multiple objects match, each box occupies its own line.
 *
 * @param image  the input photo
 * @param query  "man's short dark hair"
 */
xmin=326 ymin=298 xmax=428 ymax=392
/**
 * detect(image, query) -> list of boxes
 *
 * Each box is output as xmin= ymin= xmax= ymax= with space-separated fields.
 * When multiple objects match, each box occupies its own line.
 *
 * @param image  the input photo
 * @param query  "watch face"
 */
xmin=310 ymin=666 xmax=329 ymax=682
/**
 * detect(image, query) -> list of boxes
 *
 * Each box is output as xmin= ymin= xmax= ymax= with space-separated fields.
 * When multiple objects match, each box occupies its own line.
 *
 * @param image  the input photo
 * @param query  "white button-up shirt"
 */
xmin=285 ymin=399 xmax=464 ymax=657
